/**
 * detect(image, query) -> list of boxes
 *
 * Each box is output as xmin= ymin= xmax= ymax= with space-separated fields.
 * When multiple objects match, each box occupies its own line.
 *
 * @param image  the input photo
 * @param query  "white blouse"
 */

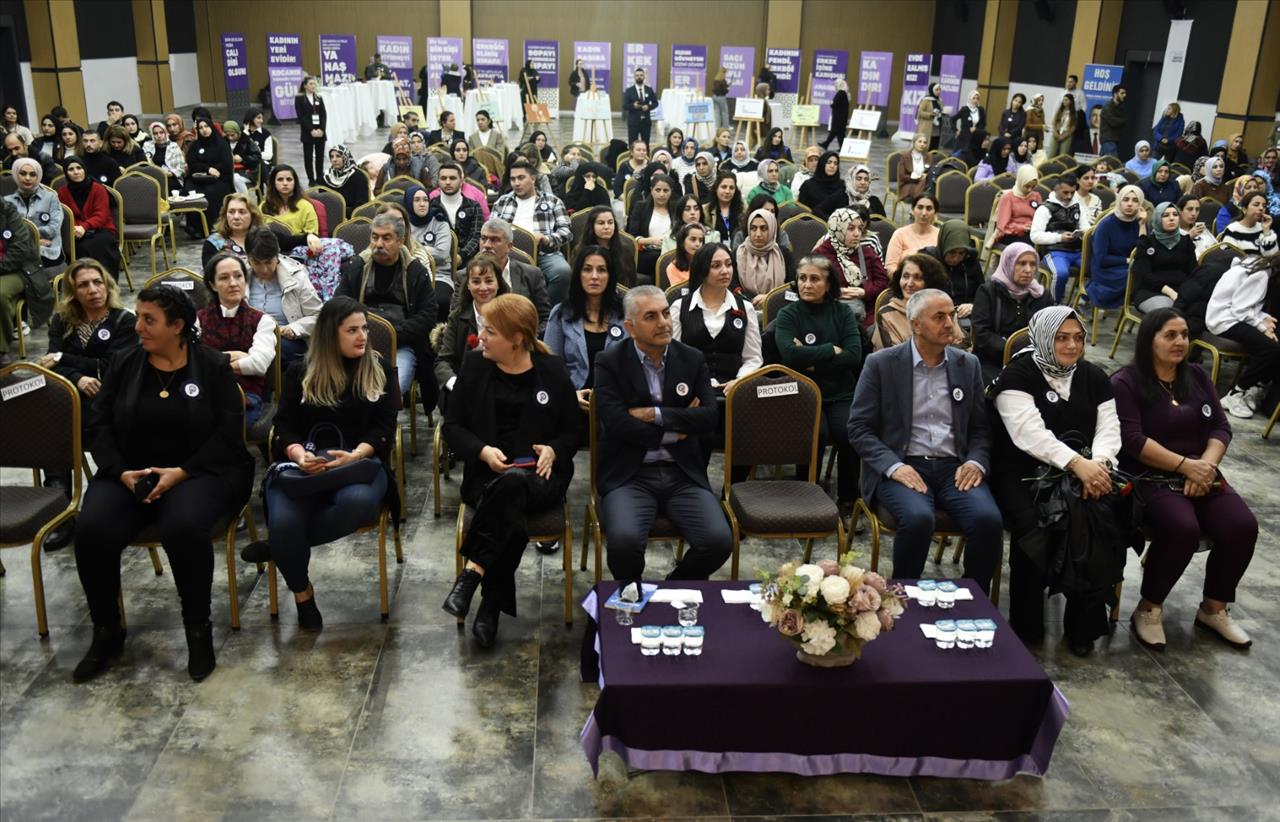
xmin=994 ymin=369 xmax=1121 ymax=470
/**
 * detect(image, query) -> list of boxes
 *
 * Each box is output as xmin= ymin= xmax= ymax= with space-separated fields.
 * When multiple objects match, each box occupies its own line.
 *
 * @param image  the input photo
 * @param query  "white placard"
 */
xmin=577 ymin=93 xmax=611 ymax=121
xmin=848 ymin=109 xmax=882 ymax=132
xmin=756 ymin=381 xmax=799 ymax=399
xmin=733 ymin=97 xmax=765 ymax=121
xmin=1 ymin=374 xmax=46 ymax=401
xmin=784 ymin=290 xmax=799 ymax=301
xmin=165 ymin=279 xmax=196 ymax=291
xmin=840 ymin=137 xmax=872 ymax=160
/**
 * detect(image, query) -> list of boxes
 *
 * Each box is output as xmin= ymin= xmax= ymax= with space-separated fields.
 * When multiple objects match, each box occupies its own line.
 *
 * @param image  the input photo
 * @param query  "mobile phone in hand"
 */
xmin=133 ymin=473 xmax=159 ymax=501
xmin=510 ymin=456 xmax=538 ymax=469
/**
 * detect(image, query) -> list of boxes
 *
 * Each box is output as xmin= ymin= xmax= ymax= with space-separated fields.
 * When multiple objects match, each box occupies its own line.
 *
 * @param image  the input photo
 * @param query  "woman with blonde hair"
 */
xmin=239 ymin=295 xmax=398 ymax=630
xmin=442 ymin=293 xmax=580 ymax=647
xmin=202 ymin=192 xmax=265 ymax=265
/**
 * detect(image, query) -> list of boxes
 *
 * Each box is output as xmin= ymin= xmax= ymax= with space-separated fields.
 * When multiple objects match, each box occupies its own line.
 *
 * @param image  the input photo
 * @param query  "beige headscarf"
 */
xmin=735 ymin=208 xmax=787 ymax=295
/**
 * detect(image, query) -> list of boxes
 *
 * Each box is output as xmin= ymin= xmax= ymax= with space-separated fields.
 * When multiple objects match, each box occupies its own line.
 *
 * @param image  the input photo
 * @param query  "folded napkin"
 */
xmin=919 ymin=623 xmax=939 ymax=639
xmin=720 ymin=589 xmax=758 ymax=604
xmin=903 ymin=585 xmax=975 ymax=601
xmin=650 ymin=589 xmax=703 ymax=604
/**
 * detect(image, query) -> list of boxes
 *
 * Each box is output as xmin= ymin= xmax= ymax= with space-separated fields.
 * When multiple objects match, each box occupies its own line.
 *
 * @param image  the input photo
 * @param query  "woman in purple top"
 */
xmin=1110 ymin=308 xmax=1256 ymax=651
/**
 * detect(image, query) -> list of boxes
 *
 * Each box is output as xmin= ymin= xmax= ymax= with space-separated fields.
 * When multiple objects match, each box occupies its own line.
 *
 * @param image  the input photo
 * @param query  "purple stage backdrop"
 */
xmin=765 ymin=48 xmax=801 ymax=95
xmin=574 ymin=41 xmax=611 ymax=94
xmin=812 ymin=49 xmax=848 ymax=123
xmin=222 ymin=33 xmax=247 ymax=93
xmin=319 ymin=34 xmax=356 ymax=86
xmin=671 ymin=44 xmax=707 ymax=91
xmin=858 ymin=51 xmax=893 ymax=107
xmin=427 ymin=37 xmax=463 ymax=87
xmin=473 ymin=38 xmax=509 ymax=83
xmin=898 ymin=52 xmax=932 ymax=133
xmin=624 ymin=42 xmax=658 ymax=84
xmin=721 ymin=46 xmax=755 ymax=98
xmin=524 ymin=40 xmax=559 ymax=87
xmin=939 ymin=54 xmax=965 ymax=113
xmin=377 ymin=35 xmax=413 ymax=97
xmin=266 ymin=32 xmax=303 ymax=119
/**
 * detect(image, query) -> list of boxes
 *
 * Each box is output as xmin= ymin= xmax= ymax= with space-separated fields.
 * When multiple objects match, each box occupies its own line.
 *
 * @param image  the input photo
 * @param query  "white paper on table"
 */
xmin=720 ymin=589 xmax=757 ymax=604
xmin=918 ymin=623 xmax=939 ymax=639
xmin=630 ymin=628 xmax=643 ymax=644
xmin=650 ymin=589 xmax=703 ymax=604
xmin=904 ymin=584 xmax=975 ymax=601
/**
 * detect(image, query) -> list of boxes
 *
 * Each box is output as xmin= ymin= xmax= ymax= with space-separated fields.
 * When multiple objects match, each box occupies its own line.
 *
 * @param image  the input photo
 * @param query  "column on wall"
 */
xmin=132 ymin=0 xmax=174 ymax=114
xmin=1067 ymin=0 xmax=1124 ymax=76
xmin=1213 ymin=0 xmax=1280 ymax=148
xmin=974 ymin=0 xmax=1017 ymax=114
xmin=23 ymin=0 xmax=87 ymax=123
xmin=439 ymin=0 xmax=472 ymax=62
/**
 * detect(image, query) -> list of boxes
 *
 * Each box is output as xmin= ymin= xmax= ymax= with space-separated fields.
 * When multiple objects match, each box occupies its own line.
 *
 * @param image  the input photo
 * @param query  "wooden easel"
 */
xmin=521 ymin=73 xmax=550 ymax=143
xmin=733 ymin=94 xmax=765 ymax=151
xmin=583 ymin=88 xmax=608 ymax=151
xmin=794 ymin=73 xmax=817 ymax=147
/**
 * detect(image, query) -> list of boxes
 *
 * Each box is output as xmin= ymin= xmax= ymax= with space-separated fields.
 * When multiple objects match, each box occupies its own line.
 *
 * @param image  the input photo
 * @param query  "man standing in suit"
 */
xmin=623 ymin=68 xmax=659 ymax=148
xmin=848 ymin=288 xmax=1003 ymax=592
xmin=596 ymin=285 xmax=733 ymax=580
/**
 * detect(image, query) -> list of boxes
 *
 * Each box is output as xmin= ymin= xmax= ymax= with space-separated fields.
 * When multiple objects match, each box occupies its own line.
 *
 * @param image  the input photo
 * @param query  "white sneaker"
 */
xmin=1194 ymin=607 xmax=1252 ymax=648
xmin=1131 ymin=606 xmax=1166 ymax=650
xmin=1244 ymin=384 xmax=1266 ymax=412
xmin=1220 ymin=389 xmax=1254 ymax=419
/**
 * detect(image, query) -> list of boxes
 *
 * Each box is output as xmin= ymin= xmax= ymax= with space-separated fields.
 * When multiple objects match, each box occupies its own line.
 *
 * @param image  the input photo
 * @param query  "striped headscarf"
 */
xmin=1027 ymin=305 xmax=1082 ymax=380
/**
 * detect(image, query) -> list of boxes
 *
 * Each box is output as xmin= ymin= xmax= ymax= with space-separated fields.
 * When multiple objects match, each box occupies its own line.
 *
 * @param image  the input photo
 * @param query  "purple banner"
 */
xmin=377 ymin=35 xmax=413 ymax=98
xmin=720 ymin=46 xmax=755 ymax=98
xmin=623 ymin=42 xmax=657 ymax=84
xmin=473 ymin=38 xmax=509 ymax=83
xmin=222 ymin=33 xmax=247 ymax=94
xmin=574 ymin=41 xmax=611 ymax=95
xmin=266 ymin=32 xmax=303 ymax=119
xmin=898 ymin=52 xmax=932 ymax=133
xmin=812 ymin=49 xmax=849 ymax=123
xmin=319 ymin=34 xmax=356 ymax=86
xmin=524 ymin=39 xmax=558 ymax=87
xmin=765 ymin=48 xmax=801 ymax=95
xmin=939 ymin=54 xmax=965 ymax=114
xmin=671 ymin=44 xmax=707 ymax=91
xmin=427 ymin=37 xmax=463 ymax=88
xmin=858 ymin=51 xmax=893 ymax=107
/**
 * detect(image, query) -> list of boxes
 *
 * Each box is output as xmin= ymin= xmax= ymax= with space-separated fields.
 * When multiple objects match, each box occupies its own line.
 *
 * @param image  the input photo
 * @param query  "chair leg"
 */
xmin=1090 ymin=307 xmax=1100 ymax=346
xmin=378 ymin=510 xmax=390 ymax=622
xmin=0 ymin=556 xmax=6 ymax=575
xmin=802 ymin=538 xmax=814 ymax=564
xmin=148 ymin=547 xmax=164 ymax=575
xmin=1265 ymin=399 xmax=1280 ymax=439
xmin=1209 ymin=349 xmax=1221 ymax=384
xmin=821 ymin=447 xmax=836 ymax=491
xmin=1108 ymin=316 xmax=1126 ymax=358
xmin=394 ymin=523 xmax=404 ymax=563
xmin=593 ymin=515 xmax=603 ymax=583
xmin=30 ymin=539 xmax=49 ymax=637
xmin=952 ymin=537 xmax=965 ymax=563
xmin=562 ymin=508 xmax=574 ymax=628
xmin=836 ymin=517 xmax=848 ymax=562
xmin=932 ymin=536 xmax=947 ymax=564
xmin=267 ymin=560 xmax=279 ymax=620
xmin=432 ymin=426 xmax=443 ymax=518
xmin=226 ymin=523 xmax=241 ymax=631
xmin=1110 ymin=581 xmax=1123 ymax=624
xmin=868 ymin=515 xmax=882 ymax=572
xmin=408 ymin=383 xmax=419 ymax=457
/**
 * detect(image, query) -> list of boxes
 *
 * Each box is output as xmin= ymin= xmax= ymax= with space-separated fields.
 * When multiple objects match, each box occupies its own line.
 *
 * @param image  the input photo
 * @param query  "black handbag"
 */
xmin=268 ymin=423 xmax=382 ymax=499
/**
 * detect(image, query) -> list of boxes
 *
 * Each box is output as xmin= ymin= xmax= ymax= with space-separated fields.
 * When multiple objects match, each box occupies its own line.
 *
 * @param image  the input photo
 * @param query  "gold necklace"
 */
xmin=1158 ymin=379 xmax=1179 ymax=406
xmin=154 ymin=367 xmax=178 ymax=398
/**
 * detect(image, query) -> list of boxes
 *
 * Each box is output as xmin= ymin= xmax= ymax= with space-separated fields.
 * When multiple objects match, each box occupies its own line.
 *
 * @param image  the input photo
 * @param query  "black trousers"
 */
xmin=1219 ymin=322 xmax=1280 ymax=391
xmin=300 ymin=138 xmax=326 ymax=186
xmin=75 ymin=474 xmax=239 ymax=626
xmin=460 ymin=469 xmax=569 ymax=616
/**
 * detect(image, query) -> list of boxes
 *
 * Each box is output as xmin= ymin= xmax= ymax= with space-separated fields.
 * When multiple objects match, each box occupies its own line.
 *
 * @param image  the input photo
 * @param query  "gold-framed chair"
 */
xmin=103 ymin=186 xmax=135 ymax=291
xmin=964 ymin=181 xmax=999 ymax=246
xmin=381 ymin=175 xmax=423 ymax=196
xmin=1191 ymin=333 xmax=1249 ymax=385
xmin=868 ymin=216 xmax=898 ymax=255
xmin=654 ymin=249 xmax=677 ymax=289
xmin=365 ymin=312 xmax=411 ymax=500
xmin=333 ymin=216 xmax=373 ymax=255
xmin=779 ymin=213 xmax=828 ymax=257
xmin=935 ymin=170 xmax=970 ymax=219
xmin=145 ymin=268 xmax=209 ymax=309
xmin=1002 ymin=326 xmax=1030 ymax=365
xmin=455 ymin=500 xmax=574 ymax=626
xmin=569 ymin=208 xmax=594 ymax=252
xmin=1068 ymin=219 xmax=1106 ymax=345
xmin=1108 ymin=251 xmax=1143 ymax=358
xmin=884 ymin=149 xmax=904 ymax=218
xmin=1264 ymin=401 xmax=1280 ymax=439
xmin=721 ymin=366 xmax=846 ymax=578
xmin=305 ymin=186 xmax=347 ymax=229
xmin=0 ymin=363 xmax=83 ymax=636
xmin=113 ymin=172 xmax=171 ymax=281
xmin=664 ymin=281 xmax=688 ymax=304
xmin=59 ymin=202 xmax=76 ymax=262
xmin=761 ymin=281 xmax=797 ymax=328
xmin=776 ymin=200 xmax=813 ymax=224
xmin=511 ymin=224 xmax=540 ymax=265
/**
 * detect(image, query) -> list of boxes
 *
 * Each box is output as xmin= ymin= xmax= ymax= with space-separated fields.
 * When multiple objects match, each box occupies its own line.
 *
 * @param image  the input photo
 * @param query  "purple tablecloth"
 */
xmin=580 ymin=579 xmax=1069 ymax=780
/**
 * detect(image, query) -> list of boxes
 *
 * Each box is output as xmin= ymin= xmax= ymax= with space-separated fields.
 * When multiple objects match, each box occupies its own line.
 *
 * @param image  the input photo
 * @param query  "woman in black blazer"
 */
xmin=72 ymin=285 xmax=254 ymax=683
xmin=294 ymin=75 xmax=327 ymax=187
xmin=441 ymin=294 xmax=580 ymax=648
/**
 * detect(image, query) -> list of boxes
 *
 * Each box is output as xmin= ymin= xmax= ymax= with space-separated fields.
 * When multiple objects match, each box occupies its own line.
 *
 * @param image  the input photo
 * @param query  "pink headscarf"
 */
xmin=993 ymin=242 xmax=1044 ymax=299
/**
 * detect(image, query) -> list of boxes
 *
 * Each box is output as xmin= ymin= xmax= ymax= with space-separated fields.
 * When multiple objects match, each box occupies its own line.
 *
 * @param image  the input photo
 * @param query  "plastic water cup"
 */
xmin=749 ymin=583 xmax=763 ymax=611
xmin=956 ymin=619 xmax=977 ymax=649
xmin=661 ymin=626 xmax=684 ymax=656
xmin=640 ymin=626 xmax=661 ymax=656
xmin=936 ymin=581 xmax=958 ymax=609
xmin=682 ymin=626 xmax=705 ymax=656
xmin=677 ymin=602 xmax=700 ymax=627
xmin=935 ymin=620 xmax=957 ymax=649
xmin=975 ymin=619 xmax=997 ymax=648
xmin=614 ymin=607 xmax=634 ymax=627
xmin=916 ymin=579 xmax=938 ymax=607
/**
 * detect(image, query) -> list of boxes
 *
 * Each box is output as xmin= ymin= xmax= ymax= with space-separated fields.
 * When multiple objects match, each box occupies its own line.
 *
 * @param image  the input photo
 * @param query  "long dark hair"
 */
xmin=582 ymin=206 xmax=635 ymax=286
xmin=1132 ymin=307 xmax=1194 ymax=405
xmin=263 ymin=164 xmax=304 ymax=215
xmin=137 ymin=284 xmax=199 ymax=346
xmin=892 ymin=253 xmax=949 ymax=298
xmin=687 ymin=242 xmax=736 ymax=292
xmin=707 ymin=170 xmax=743 ymax=223
xmin=673 ymin=222 xmax=707 ymax=273
xmin=564 ymin=244 xmax=622 ymax=323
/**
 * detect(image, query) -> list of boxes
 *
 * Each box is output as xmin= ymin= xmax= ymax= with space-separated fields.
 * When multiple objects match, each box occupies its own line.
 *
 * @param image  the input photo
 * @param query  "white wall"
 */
xmin=20 ymin=62 xmax=36 ymax=126
xmin=81 ymin=57 xmax=142 ymax=121
xmin=170 ymin=52 xmax=201 ymax=107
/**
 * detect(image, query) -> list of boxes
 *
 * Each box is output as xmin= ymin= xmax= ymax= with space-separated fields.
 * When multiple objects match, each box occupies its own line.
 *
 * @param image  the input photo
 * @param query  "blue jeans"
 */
xmin=395 ymin=347 xmax=416 ymax=396
xmin=872 ymin=456 xmax=1003 ymax=592
xmin=245 ymin=391 xmax=264 ymax=430
xmin=1045 ymin=249 xmax=1082 ymax=302
xmin=539 ymin=250 xmax=572 ymax=306
xmin=1100 ymin=141 xmax=1117 ymax=158
xmin=265 ymin=466 xmax=388 ymax=593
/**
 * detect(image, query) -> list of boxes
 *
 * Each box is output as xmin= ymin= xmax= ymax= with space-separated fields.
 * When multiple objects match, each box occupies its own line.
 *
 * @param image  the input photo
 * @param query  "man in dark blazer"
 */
xmin=622 ymin=68 xmax=659 ymax=148
xmin=848 ymin=288 xmax=1003 ymax=592
xmin=595 ymin=285 xmax=733 ymax=580
xmin=449 ymin=217 xmax=550 ymax=333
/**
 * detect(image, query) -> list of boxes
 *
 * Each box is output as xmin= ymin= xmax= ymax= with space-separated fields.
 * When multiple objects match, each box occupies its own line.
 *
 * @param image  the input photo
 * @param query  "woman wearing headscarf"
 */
xmin=792 ymin=146 xmax=822 ymax=192
xmin=562 ymin=160 xmax=611 ymax=214
xmin=1045 ymin=95 xmax=1075 ymax=159
xmin=974 ymin=136 xmax=1012 ymax=181
xmin=5 ymin=157 xmax=63 ymax=270
xmin=185 ymin=116 xmax=234 ymax=232
xmin=1023 ymin=94 xmax=1046 ymax=146
xmin=926 ymin=219 xmax=985 ymax=319
xmin=797 ymin=150 xmax=843 ymax=213
xmin=681 ymin=151 xmax=719 ymax=206
xmin=56 ymin=156 xmax=120 ymax=276
xmin=746 ymin=158 xmax=793 ymax=205
xmin=1151 ymin=103 xmax=1184 ymax=162
xmin=755 ymin=127 xmax=792 ymax=162
xmin=1132 ymin=201 xmax=1197 ymax=313
xmin=143 ymin=120 xmax=186 ymax=188
xmin=722 ymin=140 xmax=755 ymax=175
xmin=220 ymin=120 xmax=260 ymax=194
xmin=671 ymin=138 xmax=699 ymax=181
xmin=970 ymin=242 xmax=1054 ymax=384
xmin=821 ymin=79 xmax=850 ymax=151
xmin=956 ymin=129 xmax=990 ymax=170
xmin=322 ymin=144 xmax=369 ymax=219
xmin=403 ymin=185 xmax=453 ymax=276
xmin=1191 ymin=156 xmax=1233 ymax=203
xmin=1008 ymin=136 xmax=1032 ymax=173
xmin=1126 ymin=140 xmax=1156 ymax=178
xmin=992 ymin=165 xmax=1042 ymax=246
xmin=1172 ymin=120 xmax=1207 ymax=168
xmin=1139 ymin=160 xmax=1180 ymax=206
xmin=897 ymin=133 xmax=931 ymax=202
xmin=1087 ymin=184 xmax=1146 ymax=309
xmin=915 ymin=83 xmax=943 ymax=151
xmin=1213 ymin=175 xmax=1265 ymax=234
xmin=527 ymin=130 xmax=557 ymax=171
xmin=990 ymin=305 xmax=1124 ymax=656
xmin=734 ymin=208 xmax=794 ymax=308
xmin=952 ymin=90 xmax=987 ymax=153
xmin=810 ymin=207 xmax=887 ymax=329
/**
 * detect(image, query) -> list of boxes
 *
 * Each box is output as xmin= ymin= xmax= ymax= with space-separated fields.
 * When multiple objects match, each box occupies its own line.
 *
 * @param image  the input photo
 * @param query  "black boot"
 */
xmin=43 ymin=518 xmax=75 ymax=552
xmin=471 ymin=597 xmax=500 ymax=648
xmin=240 ymin=540 xmax=271 ymax=563
xmin=442 ymin=568 xmax=483 ymax=618
xmin=295 ymin=587 xmax=323 ymax=631
xmin=73 ymin=625 xmax=126 ymax=683
xmin=184 ymin=621 xmax=216 ymax=681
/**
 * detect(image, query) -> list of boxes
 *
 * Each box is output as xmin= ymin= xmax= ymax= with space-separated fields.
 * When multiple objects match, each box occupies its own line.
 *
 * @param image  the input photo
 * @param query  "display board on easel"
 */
xmin=733 ymin=96 xmax=766 ymax=150
xmin=791 ymin=73 xmax=820 ymax=147
xmin=577 ymin=89 xmax=611 ymax=150
xmin=840 ymin=107 xmax=880 ymax=162
xmin=521 ymin=72 xmax=551 ymax=142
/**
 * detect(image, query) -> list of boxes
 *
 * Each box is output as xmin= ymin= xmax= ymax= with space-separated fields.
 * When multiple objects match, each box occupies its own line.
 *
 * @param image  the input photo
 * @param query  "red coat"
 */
xmin=58 ymin=183 xmax=116 ymax=236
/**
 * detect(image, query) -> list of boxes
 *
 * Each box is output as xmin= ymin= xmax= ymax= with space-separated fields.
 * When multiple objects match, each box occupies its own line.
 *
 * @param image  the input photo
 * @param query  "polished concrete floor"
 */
xmin=1 ymin=111 xmax=1278 ymax=821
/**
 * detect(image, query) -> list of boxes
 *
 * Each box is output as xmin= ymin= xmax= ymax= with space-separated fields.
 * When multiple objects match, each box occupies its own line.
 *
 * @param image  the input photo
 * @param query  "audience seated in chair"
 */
xmin=872 ymin=252 xmax=961 ymax=351
xmin=545 ymin=245 xmax=629 ymax=413
xmin=433 ymin=254 xmax=510 ymax=395
xmin=198 ymin=252 xmax=277 ymax=429
xmin=323 ymin=144 xmax=369 ymax=219
xmin=57 ymin=155 xmax=120 ymax=277
xmin=430 ymin=161 xmax=485 ymax=265
xmin=1030 ymin=173 xmax=1089 ymax=301
xmin=5 ymin=157 xmax=63 ymax=269
xmin=1132 ymin=202 xmax=1197 ymax=313
xmin=811 ymin=206 xmax=888 ymax=330
xmin=491 ymin=159 xmax=573 ymax=306
xmin=735 ymin=208 xmax=795 ymax=309
xmin=885 ymin=194 xmax=940 ymax=276
xmin=1086 ymin=185 xmax=1146 ymax=309
xmin=970 ymin=243 xmax=1054 ymax=385
xmin=242 ymin=226 xmax=322 ymax=371
xmin=1208 ymin=255 xmax=1280 ymax=419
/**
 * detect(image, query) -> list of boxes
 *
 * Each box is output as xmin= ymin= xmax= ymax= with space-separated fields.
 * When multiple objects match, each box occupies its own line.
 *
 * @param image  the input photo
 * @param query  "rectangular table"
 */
xmin=580 ymin=579 xmax=1068 ymax=780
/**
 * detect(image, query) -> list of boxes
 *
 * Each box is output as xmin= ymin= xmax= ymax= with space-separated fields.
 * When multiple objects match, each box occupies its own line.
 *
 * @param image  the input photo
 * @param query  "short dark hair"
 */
xmin=437 ymin=161 xmax=463 ymax=177
xmin=891 ymin=253 xmax=948 ymax=298
xmin=1111 ymin=84 xmax=1125 ymax=95
xmin=202 ymin=251 xmax=249 ymax=297
xmin=137 ymin=284 xmax=199 ymax=345
xmin=245 ymin=225 xmax=281 ymax=260
xmin=50 ymin=105 xmax=68 ymax=119
xmin=107 ymin=100 xmax=123 ymax=110
xmin=1067 ymin=74 xmax=1079 ymax=83
xmin=1056 ymin=172 xmax=1078 ymax=188
xmin=507 ymin=158 xmax=536 ymax=179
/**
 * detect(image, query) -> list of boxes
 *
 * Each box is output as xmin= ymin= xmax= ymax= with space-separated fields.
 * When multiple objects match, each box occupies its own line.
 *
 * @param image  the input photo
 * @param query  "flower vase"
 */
xmin=795 ymin=647 xmax=859 ymax=668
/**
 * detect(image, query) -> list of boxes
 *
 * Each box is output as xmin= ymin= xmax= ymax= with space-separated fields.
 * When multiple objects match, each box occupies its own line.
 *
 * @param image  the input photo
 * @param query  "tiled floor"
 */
xmin=1 ymin=109 xmax=1278 ymax=821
